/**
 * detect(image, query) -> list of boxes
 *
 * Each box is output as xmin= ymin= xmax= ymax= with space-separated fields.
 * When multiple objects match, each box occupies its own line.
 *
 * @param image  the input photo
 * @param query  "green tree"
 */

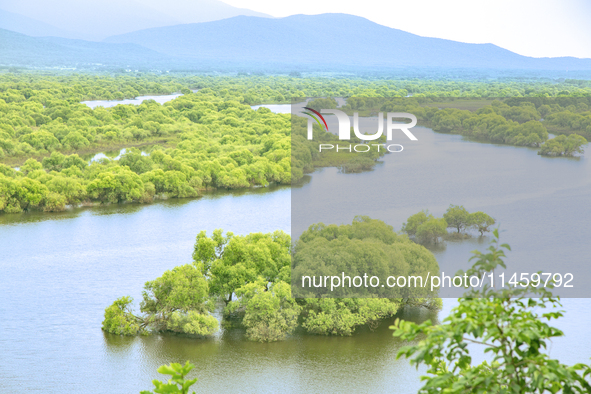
xmin=402 ymin=210 xmax=435 ymax=237
xmin=538 ymin=134 xmax=587 ymax=157
xmin=43 ymin=191 xmax=67 ymax=212
xmin=103 ymin=266 xmax=217 ymax=337
xmin=119 ymin=149 xmax=154 ymax=174
xmin=17 ymin=177 xmax=48 ymax=211
xmin=443 ymin=204 xmax=470 ymax=233
xmin=62 ymin=131 xmax=90 ymax=149
xmin=166 ymin=310 xmax=218 ymax=336
xmin=102 ymin=296 xmax=143 ymax=336
xmin=228 ymin=280 xmax=301 ymax=342
xmin=306 ymin=97 xmax=338 ymax=111
xmin=392 ymin=231 xmax=591 ymax=393
xmin=61 ymin=154 xmax=87 ymax=171
xmin=338 ymin=155 xmax=376 ymax=173
xmin=20 ymin=158 xmax=43 ymax=175
xmin=469 ymin=211 xmax=496 ymax=236
xmin=47 ymin=176 xmax=87 ymax=205
xmin=86 ymin=167 xmax=145 ymax=203
xmin=21 ymin=130 xmax=61 ymax=151
xmin=292 ymin=217 xmax=439 ymax=299
xmin=140 ymin=264 xmax=216 ymax=335
xmin=538 ymin=138 xmax=566 ymax=156
xmin=538 ymin=104 xmax=551 ymax=119
xmin=301 ymin=298 xmax=402 ymax=336
xmin=141 ymin=361 xmax=198 ymax=394
xmin=562 ymin=134 xmax=587 ymax=155
xmin=193 ymin=230 xmax=291 ymax=305
xmin=0 ymin=174 xmax=22 ymax=213
xmin=42 ymin=151 xmax=66 ymax=172
xmin=416 ymin=218 xmax=448 ymax=243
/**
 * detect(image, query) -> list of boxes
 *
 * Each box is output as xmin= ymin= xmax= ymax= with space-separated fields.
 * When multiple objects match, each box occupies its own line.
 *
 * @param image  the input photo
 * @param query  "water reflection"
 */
xmin=291 ymin=174 xmax=313 ymax=188
xmin=0 ymin=184 xmax=290 ymax=226
xmin=81 ymin=92 xmax=193 ymax=109
xmin=100 ymin=306 xmax=436 ymax=394
xmin=81 ymin=148 xmax=151 ymax=164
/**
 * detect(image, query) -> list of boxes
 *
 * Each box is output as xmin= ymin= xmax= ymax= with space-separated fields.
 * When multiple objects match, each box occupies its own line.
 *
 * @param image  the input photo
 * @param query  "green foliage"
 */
xmin=306 ymin=97 xmax=337 ymax=111
xmin=62 ymin=131 xmax=90 ymax=149
xmin=119 ymin=148 xmax=154 ymax=174
xmin=103 ymin=265 xmax=216 ymax=337
xmin=469 ymin=211 xmax=496 ymax=236
xmin=290 ymin=114 xmax=386 ymax=180
xmin=425 ymin=102 xmax=549 ymax=146
xmin=140 ymin=169 xmax=198 ymax=198
xmin=2 ymin=76 xmax=589 ymax=214
xmin=141 ymin=361 xmax=198 ymax=394
xmin=102 ymin=296 xmax=143 ymax=336
xmin=338 ymin=155 xmax=377 ymax=173
xmin=1 ymin=76 xmax=298 ymax=213
xmin=43 ymin=191 xmax=67 ymax=212
xmin=538 ymin=134 xmax=587 ymax=156
xmin=230 ymin=280 xmax=301 ymax=342
xmin=21 ymin=130 xmax=62 ymax=151
xmin=140 ymin=264 xmax=212 ymax=333
xmin=403 ymin=207 xmax=495 ymax=243
xmin=87 ymin=167 xmax=145 ymax=203
xmin=20 ymin=158 xmax=43 ymax=175
xmin=392 ymin=231 xmax=591 ymax=393
xmin=385 ymin=96 xmax=591 ymax=146
xmin=416 ymin=218 xmax=448 ymax=243
xmin=443 ymin=204 xmax=470 ymax=233
xmin=0 ymin=174 xmax=21 ymax=212
xmin=292 ymin=216 xmax=440 ymax=299
xmin=193 ymin=229 xmax=291 ymax=305
xmin=301 ymin=298 xmax=402 ymax=336
xmin=166 ymin=311 xmax=218 ymax=336
xmin=42 ymin=152 xmax=67 ymax=172
xmin=402 ymin=210 xmax=434 ymax=237
xmin=106 ymin=222 xmax=442 ymax=342
xmin=47 ymin=176 xmax=87 ymax=205
xmin=16 ymin=177 xmax=48 ymax=211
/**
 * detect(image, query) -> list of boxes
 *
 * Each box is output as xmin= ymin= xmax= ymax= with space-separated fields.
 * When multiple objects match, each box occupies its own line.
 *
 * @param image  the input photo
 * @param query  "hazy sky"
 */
xmin=221 ymin=0 xmax=591 ymax=59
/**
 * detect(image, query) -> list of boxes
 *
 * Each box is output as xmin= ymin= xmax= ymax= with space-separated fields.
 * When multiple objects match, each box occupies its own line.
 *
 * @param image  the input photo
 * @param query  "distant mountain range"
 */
xmin=0 ymin=28 xmax=167 ymax=68
xmin=104 ymin=14 xmax=591 ymax=71
xmin=0 ymin=8 xmax=74 ymax=38
xmin=1 ymin=13 xmax=591 ymax=74
xmin=0 ymin=0 xmax=270 ymax=40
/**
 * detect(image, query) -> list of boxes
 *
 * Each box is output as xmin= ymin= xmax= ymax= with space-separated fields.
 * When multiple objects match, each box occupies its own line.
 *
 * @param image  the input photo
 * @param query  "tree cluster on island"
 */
xmin=401 ymin=205 xmax=496 ymax=243
xmin=102 ymin=217 xmax=441 ymax=342
xmin=141 ymin=232 xmax=591 ymax=394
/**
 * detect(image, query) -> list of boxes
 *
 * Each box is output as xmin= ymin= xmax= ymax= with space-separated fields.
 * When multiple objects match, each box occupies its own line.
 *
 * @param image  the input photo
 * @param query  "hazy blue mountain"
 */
xmin=3 ymin=13 xmax=591 ymax=74
xmin=0 ymin=8 xmax=74 ymax=38
xmin=0 ymin=28 xmax=168 ymax=67
xmin=0 ymin=0 xmax=270 ymax=40
xmin=105 ymin=13 xmax=591 ymax=71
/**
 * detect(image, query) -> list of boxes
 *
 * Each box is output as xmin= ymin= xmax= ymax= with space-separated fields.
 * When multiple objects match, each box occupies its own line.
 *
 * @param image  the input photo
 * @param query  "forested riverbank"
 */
xmin=1 ymin=74 xmax=589 ymax=214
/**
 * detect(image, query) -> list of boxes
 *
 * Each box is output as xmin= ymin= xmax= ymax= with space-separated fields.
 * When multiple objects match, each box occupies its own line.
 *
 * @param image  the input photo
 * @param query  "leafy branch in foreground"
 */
xmin=391 ymin=229 xmax=591 ymax=393
xmin=140 ymin=361 xmax=197 ymax=394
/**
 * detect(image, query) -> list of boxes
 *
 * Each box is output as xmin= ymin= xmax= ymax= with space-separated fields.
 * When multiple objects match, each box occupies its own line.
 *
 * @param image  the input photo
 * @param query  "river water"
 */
xmin=1 ymin=103 xmax=590 ymax=393
xmin=81 ymin=93 xmax=186 ymax=109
